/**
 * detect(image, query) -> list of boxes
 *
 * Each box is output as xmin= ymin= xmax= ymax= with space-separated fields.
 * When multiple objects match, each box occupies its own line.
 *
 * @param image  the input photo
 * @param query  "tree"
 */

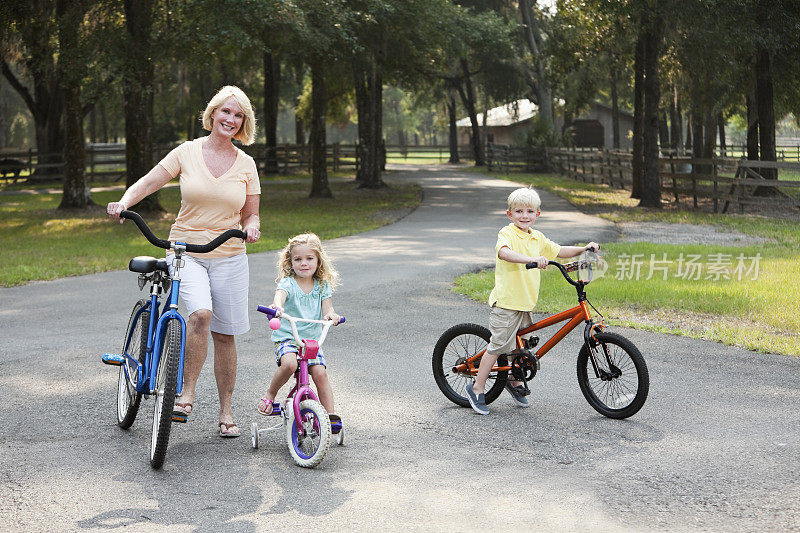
xmin=518 ymin=0 xmax=553 ymax=129
xmin=57 ymin=0 xmax=93 ymax=208
xmin=639 ymin=12 xmax=664 ymax=208
xmin=121 ymin=0 xmax=161 ymax=211
xmin=1 ymin=1 xmax=65 ymax=178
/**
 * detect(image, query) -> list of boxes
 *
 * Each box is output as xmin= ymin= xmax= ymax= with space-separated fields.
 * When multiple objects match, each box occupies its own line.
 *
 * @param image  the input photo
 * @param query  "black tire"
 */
xmin=117 ymin=300 xmax=148 ymax=429
xmin=432 ymin=323 xmax=508 ymax=407
xmin=150 ymin=318 xmax=180 ymax=469
xmin=577 ymin=332 xmax=649 ymax=419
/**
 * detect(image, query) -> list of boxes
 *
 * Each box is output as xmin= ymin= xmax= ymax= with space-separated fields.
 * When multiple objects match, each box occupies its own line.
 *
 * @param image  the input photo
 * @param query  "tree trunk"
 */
xmin=519 ymin=0 xmax=553 ymax=129
xmin=309 ymin=65 xmax=331 ymax=198
xmin=610 ymin=65 xmax=620 ymax=150
xmin=353 ymin=49 xmax=385 ymax=189
xmin=745 ymin=83 xmax=759 ymax=161
xmin=60 ymin=82 xmax=92 ymax=207
xmin=456 ymin=59 xmax=484 ymax=166
xmin=639 ymin=17 xmax=663 ymax=209
xmin=293 ymin=64 xmax=306 ymax=145
xmin=717 ymin=111 xmax=726 ymax=157
xmin=691 ymin=112 xmax=703 ymax=166
xmin=446 ymin=91 xmax=460 ymax=163
xmin=57 ymin=0 xmax=92 ymax=209
xmin=98 ymin=100 xmax=108 ymax=143
xmin=669 ymin=85 xmax=682 ymax=152
xmin=657 ymin=110 xmax=669 ymax=155
xmin=263 ymin=53 xmax=280 ymax=174
xmin=755 ymin=47 xmax=777 ymax=180
xmin=0 ymin=37 xmax=64 ymax=177
xmin=631 ymin=31 xmax=645 ymax=198
xmin=122 ymin=0 xmax=161 ymax=212
xmin=703 ymin=108 xmax=716 ymax=173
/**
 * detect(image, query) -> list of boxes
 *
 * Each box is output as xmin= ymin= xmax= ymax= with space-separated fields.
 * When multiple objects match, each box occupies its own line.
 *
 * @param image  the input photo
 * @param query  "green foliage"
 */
xmin=518 ymin=116 xmax=572 ymax=149
xmin=465 ymin=169 xmax=800 ymax=356
xmin=0 ymin=176 xmax=421 ymax=286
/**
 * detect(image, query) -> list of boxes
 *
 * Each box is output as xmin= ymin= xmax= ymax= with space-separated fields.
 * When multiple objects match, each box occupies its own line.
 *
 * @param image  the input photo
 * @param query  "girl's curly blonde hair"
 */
xmin=276 ymin=233 xmax=339 ymax=289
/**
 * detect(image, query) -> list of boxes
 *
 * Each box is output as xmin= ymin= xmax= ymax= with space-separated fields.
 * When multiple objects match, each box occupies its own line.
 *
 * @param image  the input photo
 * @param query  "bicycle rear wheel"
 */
xmin=432 ymin=323 xmax=508 ymax=407
xmin=577 ymin=332 xmax=649 ymax=419
xmin=117 ymin=300 xmax=149 ymax=429
xmin=286 ymin=400 xmax=331 ymax=468
xmin=150 ymin=318 xmax=180 ymax=469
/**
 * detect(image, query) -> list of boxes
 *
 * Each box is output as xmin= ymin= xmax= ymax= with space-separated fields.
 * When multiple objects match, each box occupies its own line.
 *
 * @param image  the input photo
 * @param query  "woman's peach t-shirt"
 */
xmin=158 ymin=138 xmax=261 ymax=258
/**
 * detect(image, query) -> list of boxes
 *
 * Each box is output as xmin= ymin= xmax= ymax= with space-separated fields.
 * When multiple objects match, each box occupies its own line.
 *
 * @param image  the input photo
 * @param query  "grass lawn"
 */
xmin=0 ymin=173 xmax=420 ymax=287
xmin=454 ymin=171 xmax=800 ymax=357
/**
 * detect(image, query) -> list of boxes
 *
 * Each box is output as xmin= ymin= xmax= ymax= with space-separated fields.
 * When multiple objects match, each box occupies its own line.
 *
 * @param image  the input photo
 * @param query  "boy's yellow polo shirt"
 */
xmin=489 ymin=223 xmax=561 ymax=311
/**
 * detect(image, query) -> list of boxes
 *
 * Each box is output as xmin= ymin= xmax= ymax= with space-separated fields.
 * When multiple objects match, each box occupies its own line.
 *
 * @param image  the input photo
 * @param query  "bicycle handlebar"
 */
xmin=526 ymin=257 xmax=594 ymax=287
xmin=121 ymin=210 xmax=247 ymax=253
xmin=256 ymin=305 xmax=345 ymax=348
xmin=257 ymin=305 xmax=345 ymax=325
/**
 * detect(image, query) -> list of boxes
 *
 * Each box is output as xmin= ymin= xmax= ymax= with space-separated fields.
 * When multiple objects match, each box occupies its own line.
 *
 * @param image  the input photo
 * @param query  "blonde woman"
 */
xmin=257 ymin=233 xmax=341 ymax=420
xmin=107 ymin=86 xmax=261 ymax=437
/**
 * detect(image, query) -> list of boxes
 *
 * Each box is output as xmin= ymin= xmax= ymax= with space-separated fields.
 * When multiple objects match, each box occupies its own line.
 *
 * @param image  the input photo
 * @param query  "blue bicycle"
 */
xmin=101 ymin=210 xmax=245 ymax=468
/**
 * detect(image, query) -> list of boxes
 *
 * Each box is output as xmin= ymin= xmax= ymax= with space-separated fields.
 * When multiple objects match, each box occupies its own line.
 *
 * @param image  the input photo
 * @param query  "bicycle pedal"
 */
xmin=329 ymin=414 xmax=342 ymax=434
xmin=102 ymin=353 xmax=124 ymax=366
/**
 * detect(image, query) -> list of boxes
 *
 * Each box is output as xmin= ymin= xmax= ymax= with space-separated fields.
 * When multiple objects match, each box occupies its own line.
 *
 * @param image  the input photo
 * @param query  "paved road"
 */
xmin=1 ymin=165 xmax=798 ymax=532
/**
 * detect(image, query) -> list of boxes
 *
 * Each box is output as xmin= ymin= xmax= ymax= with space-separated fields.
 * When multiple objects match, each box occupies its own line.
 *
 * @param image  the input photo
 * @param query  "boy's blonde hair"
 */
xmin=202 ymin=85 xmax=257 ymax=145
xmin=277 ymin=233 xmax=339 ymax=289
xmin=507 ymin=187 xmax=541 ymax=211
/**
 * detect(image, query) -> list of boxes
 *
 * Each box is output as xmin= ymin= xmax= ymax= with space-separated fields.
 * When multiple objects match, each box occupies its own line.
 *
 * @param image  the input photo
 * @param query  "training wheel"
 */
xmin=251 ymin=422 xmax=259 ymax=449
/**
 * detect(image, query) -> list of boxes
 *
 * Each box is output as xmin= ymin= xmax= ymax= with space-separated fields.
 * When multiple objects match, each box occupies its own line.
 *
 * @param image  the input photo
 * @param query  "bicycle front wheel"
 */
xmin=432 ymin=323 xmax=508 ymax=407
xmin=577 ymin=332 xmax=649 ymax=419
xmin=117 ymin=300 xmax=149 ymax=429
xmin=150 ymin=318 xmax=180 ymax=469
xmin=286 ymin=400 xmax=331 ymax=468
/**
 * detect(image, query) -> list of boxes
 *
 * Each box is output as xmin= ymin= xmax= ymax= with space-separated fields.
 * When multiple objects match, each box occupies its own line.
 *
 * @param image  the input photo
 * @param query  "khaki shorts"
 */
xmin=487 ymin=306 xmax=535 ymax=355
xmin=168 ymin=253 xmax=250 ymax=335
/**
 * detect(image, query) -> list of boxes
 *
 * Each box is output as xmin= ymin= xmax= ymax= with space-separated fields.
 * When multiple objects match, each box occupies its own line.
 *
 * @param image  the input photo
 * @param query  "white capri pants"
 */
xmin=168 ymin=253 xmax=250 ymax=335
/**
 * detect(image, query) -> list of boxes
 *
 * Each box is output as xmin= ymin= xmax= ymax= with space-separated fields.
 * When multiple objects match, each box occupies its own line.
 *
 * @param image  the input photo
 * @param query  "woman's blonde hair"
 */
xmin=277 ymin=233 xmax=339 ymax=289
xmin=201 ymin=85 xmax=256 ymax=145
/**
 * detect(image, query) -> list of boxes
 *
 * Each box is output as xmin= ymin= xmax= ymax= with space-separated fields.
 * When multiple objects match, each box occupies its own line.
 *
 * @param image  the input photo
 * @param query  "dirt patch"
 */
xmin=617 ymin=222 xmax=772 ymax=246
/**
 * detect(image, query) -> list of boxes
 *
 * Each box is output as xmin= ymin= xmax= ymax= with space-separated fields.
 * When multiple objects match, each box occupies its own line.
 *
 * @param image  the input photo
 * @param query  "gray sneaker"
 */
xmin=505 ymin=383 xmax=530 ymax=408
xmin=464 ymin=381 xmax=489 ymax=415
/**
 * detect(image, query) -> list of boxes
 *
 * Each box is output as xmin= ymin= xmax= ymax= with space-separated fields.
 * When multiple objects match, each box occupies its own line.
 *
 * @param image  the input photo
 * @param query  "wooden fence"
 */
xmin=488 ymin=146 xmax=800 ymax=215
xmin=0 ymin=143 xmax=477 ymax=183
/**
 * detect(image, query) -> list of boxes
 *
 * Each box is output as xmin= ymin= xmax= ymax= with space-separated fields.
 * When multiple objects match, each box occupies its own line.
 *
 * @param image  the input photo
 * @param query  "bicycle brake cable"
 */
xmin=586 ymin=297 xmax=604 ymax=324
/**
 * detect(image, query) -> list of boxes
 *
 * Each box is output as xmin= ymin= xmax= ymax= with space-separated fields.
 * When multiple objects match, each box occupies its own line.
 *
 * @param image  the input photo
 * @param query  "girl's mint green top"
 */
xmin=271 ymin=276 xmax=332 ymax=343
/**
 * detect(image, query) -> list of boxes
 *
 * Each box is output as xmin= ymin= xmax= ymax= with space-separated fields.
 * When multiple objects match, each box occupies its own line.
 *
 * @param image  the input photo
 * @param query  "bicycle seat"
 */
xmin=129 ymin=256 xmax=169 ymax=274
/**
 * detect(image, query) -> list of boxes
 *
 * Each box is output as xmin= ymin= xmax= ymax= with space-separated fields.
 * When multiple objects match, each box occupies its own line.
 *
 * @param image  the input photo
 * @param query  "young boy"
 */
xmin=464 ymin=187 xmax=599 ymax=415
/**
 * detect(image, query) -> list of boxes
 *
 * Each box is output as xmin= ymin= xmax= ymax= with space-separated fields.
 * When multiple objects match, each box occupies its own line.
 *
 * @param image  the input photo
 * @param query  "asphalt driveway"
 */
xmin=1 ymin=164 xmax=797 ymax=532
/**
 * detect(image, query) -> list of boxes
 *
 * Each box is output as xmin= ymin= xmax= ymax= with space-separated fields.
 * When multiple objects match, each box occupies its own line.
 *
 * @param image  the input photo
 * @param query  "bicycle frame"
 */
xmin=256 ymin=306 xmax=341 ymax=437
xmin=453 ymin=257 xmax=605 ymax=376
xmin=121 ymin=259 xmax=187 ymax=396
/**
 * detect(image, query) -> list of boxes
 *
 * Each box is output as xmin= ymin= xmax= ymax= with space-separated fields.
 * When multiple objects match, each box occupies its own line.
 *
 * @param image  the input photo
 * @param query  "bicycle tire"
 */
xmin=150 ymin=318 xmax=180 ymax=469
xmin=117 ymin=300 xmax=148 ymax=429
xmin=432 ymin=323 xmax=508 ymax=408
xmin=577 ymin=331 xmax=649 ymax=419
xmin=286 ymin=400 xmax=331 ymax=468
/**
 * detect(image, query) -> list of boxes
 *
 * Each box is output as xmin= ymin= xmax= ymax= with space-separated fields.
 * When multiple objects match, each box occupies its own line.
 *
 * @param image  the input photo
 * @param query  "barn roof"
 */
xmin=455 ymin=99 xmax=538 ymax=128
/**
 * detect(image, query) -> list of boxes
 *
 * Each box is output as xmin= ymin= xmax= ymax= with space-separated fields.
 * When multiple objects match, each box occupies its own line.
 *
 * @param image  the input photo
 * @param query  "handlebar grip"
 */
xmin=257 ymin=305 xmax=278 ymax=318
xmin=121 ymin=210 xmax=171 ymax=250
xmin=525 ymin=262 xmax=538 ymax=269
xmin=184 ymin=229 xmax=247 ymax=253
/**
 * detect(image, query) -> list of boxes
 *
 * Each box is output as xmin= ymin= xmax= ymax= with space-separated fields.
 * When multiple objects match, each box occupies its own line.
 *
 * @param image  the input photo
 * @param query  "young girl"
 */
xmin=257 ymin=233 xmax=341 ymax=420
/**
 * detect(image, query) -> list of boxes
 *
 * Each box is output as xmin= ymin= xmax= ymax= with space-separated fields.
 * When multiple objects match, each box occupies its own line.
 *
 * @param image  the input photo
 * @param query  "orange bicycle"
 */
xmin=432 ymin=252 xmax=649 ymax=419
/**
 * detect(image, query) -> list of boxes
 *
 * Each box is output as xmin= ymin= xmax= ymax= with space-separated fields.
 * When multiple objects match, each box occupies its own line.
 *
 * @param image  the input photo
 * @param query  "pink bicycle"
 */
xmin=251 ymin=305 xmax=345 ymax=468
